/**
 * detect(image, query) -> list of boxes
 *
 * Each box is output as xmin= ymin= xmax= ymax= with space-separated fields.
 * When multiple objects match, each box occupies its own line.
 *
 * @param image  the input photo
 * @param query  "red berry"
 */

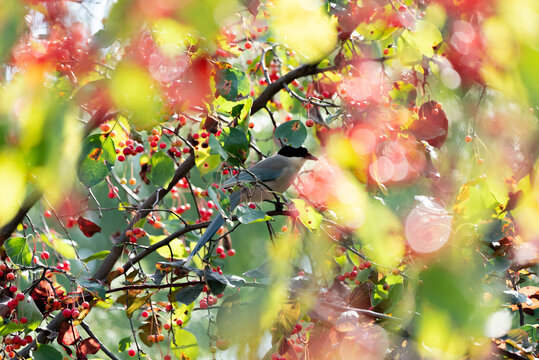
xmin=19 ymin=317 xmax=27 ymax=324
xmin=465 ymin=135 xmax=473 ymax=143
xmin=383 ymin=48 xmax=389 ymax=55
xmin=6 ymin=272 xmax=15 ymax=281
xmin=159 ymin=142 xmax=167 ymax=149
xmin=16 ymin=293 xmax=25 ymax=301
xmin=227 ymin=249 xmax=236 ymax=257
xmin=306 ymin=119 xmax=314 ymax=127
xmin=72 ymin=309 xmax=80 ymax=318
xmin=244 ymin=41 xmax=252 ymax=49
xmin=383 ymin=283 xmax=390 ymax=290
xmin=128 ymin=349 xmax=136 ymax=357
xmin=44 ymin=210 xmax=52 ymax=218
xmin=219 ymin=253 xmax=226 ymax=259
xmin=63 ymin=308 xmax=72 ymax=318
xmin=163 ymin=323 xmax=171 ymax=330
xmin=9 ymin=285 xmax=17 ymax=293
xmin=199 ymin=299 xmax=208 ymax=309
xmin=141 ymin=310 xmax=149 ymax=318
xmin=176 ymin=319 xmax=183 ymax=326
xmin=117 ymin=155 xmax=125 ymax=162
xmin=165 ymin=303 xmax=173 ymax=312
xmin=216 ymin=246 xmax=224 ymax=255
xmin=136 ymin=145 xmax=144 ymax=153
xmin=82 ymin=301 xmax=90 ymax=309
xmin=399 ymin=5 xmax=407 ymax=11
xmin=248 ymin=203 xmax=256 ymax=209
xmin=164 ymin=356 xmax=171 ymax=360
xmin=40 ymin=251 xmax=50 ymax=260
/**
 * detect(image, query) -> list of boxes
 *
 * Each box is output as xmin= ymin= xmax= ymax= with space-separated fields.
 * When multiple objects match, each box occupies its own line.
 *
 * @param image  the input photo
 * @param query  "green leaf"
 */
xmin=235 ymin=206 xmax=272 ymax=224
xmin=204 ymin=268 xmax=231 ymax=295
xmin=389 ymin=81 xmax=417 ymax=107
xmin=118 ymin=336 xmax=132 ymax=352
xmin=171 ymin=328 xmax=199 ymax=360
xmin=79 ymin=280 xmax=107 ymax=300
xmin=149 ymin=235 xmax=188 ymax=259
xmin=4 ymin=237 xmax=32 ymax=266
xmin=32 ymin=344 xmax=63 ymax=360
xmin=477 ymin=219 xmax=511 ymax=243
xmin=207 ymin=186 xmax=231 ymax=217
xmin=275 ymin=120 xmax=307 ymax=147
xmin=126 ymin=293 xmax=152 ymax=319
xmin=215 ymin=67 xmax=251 ymax=101
xmin=175 ymin=284 xmax=204 ymax=305
xmin=219 ymin=127 xmax=250 ymax=165
xmin=272 ymin=299 xmax=300 ymax=337
xmin=291 ymin=199 xmax=322 ymax=230
xmin=42 ymin=234 xmax=77 ymax=259
xmin=17 ymin=296 xmax=42 ymax=331
xmin=77 ymin=134 xmax=116 ymax=187
xmin=147 ymin=151 xmax=175 ymax=187
xmin=195 ymin=146 xmax=221 ymax=175
xmin=82 ymin=250 xmax=111 ymax=263
xmin=0 ymin=321 xmax=24 ymax=336
xmin=243 ymin=262 xmax=270 ymax=279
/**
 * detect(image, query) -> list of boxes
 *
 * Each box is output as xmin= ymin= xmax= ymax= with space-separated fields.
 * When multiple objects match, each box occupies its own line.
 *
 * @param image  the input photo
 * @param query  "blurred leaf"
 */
xmin=243 ymin=262 xmax=270 ymax=279
xmin=82 ymin=251 xmax=111 ymax=263
xmin=271 ymin=299 xmax=300 ymax=337
xmin=0 ymin=0 xmax=24 ymax=62
xmin=175 ymin=284 xmax=204 ymax=305
xmin=118 ymin=337 xmax=132 ymax=352
xmin=4 ymin=237 xmax=32 ymax=267
xmin=291 ymin=199 xmax=322 ymax=230
xmin=79 ymin=338 xmax=100 ymax=355
xmin=216 ymin=293 xmax=242 ymax=338
xmin=32 ymin=344 xmax=63 ymax=360
xmin=236 ymin=206 xmax=272 ymax=224
xmin=215 ymin=67 xmax=251 ymax=101
xmin=17 ymin=296 xmax=42 ymax=332
xmin=275 ymin=120 xmax=307 ymax=147
xmin=148 ymin=151 xmax=175 ymax=187
xmin=126 ymin=293 xmax=152 ymax=319
xmin=42 ymin=234 xmax=77 ymax=259
xmin=149 ymin=235 xmax=188 ymax=259
xmin=77 ymin=134 xmax=116 ymax=187
xmin=171 ymin=328 xmax=199 ymax=360
xmin=110 ymin=62 xmax=159 ymax=128
xmin=477 ymin=219 xmax=512 ymax=243
xmin=389 ymin=81 xmax=417 ymax=107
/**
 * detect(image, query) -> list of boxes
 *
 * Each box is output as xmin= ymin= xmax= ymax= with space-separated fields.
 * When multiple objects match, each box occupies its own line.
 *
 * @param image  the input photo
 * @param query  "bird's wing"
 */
xmin=222 ymin=155 xmax=287 ymax=188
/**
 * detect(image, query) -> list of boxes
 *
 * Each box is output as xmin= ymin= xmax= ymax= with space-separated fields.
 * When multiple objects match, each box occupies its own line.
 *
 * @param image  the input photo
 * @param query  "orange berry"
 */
xmin=465 ymin=135 xmax=473 ymax=143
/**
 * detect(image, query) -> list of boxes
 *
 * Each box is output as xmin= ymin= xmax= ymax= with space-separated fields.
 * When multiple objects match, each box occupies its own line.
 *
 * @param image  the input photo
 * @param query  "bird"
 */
xmin=185 ymin=145 xmax=317 ymax=263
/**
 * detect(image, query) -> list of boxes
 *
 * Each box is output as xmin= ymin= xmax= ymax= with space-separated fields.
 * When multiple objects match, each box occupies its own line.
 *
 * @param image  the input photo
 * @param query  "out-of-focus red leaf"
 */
xmin=244 ymin=0 xmax=260 ymax=16
xmin=58 ymin=321 xmax=81 ymax=346
xmin=409 ymin=101 xmax=448 ymax=148
xmin=77 ymin=216 xmax=101 ymax=237
xmin=504 ymin=190 xmax=523 ymax=213
xmin=79 ymin=338 xmax=100 ymax=355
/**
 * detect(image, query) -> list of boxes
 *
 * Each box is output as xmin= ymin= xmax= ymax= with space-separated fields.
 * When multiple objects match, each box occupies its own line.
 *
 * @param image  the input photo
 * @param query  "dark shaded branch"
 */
xmin=250 ymin=63 xmax=320 ymax=115
xmin=93 ymin=153 xmax=195 ymax=281
xmin=107 ymin=281 xmax=204 ymax=293
xmin=0 ymin=190 xmax=41 ymax=245
xmin=80 ymin=321 xmax=120 ymax=360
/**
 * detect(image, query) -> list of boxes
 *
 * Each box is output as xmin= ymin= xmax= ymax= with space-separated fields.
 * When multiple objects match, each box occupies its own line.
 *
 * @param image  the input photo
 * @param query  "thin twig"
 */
xmin=80 ymin=321 xmax=121 ymax=360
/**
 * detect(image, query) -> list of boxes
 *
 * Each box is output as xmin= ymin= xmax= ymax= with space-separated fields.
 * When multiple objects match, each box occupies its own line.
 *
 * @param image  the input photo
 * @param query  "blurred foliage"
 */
xmin=0 ymin=0 xmax=537 ymax=359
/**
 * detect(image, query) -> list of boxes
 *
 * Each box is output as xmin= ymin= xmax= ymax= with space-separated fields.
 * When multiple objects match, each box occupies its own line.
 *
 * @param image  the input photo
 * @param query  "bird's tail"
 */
xmin=185 ymin=191 xmax=241 ymax=264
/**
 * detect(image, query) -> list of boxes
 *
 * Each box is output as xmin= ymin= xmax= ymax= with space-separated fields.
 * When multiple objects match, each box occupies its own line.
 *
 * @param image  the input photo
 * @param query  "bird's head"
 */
xmin=277 ymin=146 xmax=318 ymax=160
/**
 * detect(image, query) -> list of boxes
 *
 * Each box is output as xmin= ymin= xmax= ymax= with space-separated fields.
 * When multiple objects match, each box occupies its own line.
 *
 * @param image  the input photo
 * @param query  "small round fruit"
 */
xmin=128 ymin=349 xmax=136 ymax=357
xmin=81 ymin=301 xmax=90 ymax=309
xmin=306 ymin=119 xmax=314 ymax=127
xmin=40 ymin=251 xmax=50 ymax=260
xmin=141 ymin=310 xmax=149 ymax=318
xmin=244 ymin=41 xmax=252 ymax=49
xmin=163 ymin=323 xmax=171 ymax=330
xmin=227 ymin=249 xmax=236 ymax=257
xmin=157 ymin=334 xmax=165 ymax=342
xmin=465 ymin=135 xmax=473 ymax=143
xmin=63 ymin=309 xmax=72 ymax=318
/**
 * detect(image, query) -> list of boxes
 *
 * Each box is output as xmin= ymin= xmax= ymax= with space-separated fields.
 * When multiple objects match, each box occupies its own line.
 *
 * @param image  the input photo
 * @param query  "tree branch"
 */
xmin=80 ymin=321 xmax=120 ymax=360
xmin=93 ymin=152 xmax=195 ymax=282
xmin=250 ymin=63 xmax=320 ymax=115
xmin=0 ymin=190 xmax=41 ymax=245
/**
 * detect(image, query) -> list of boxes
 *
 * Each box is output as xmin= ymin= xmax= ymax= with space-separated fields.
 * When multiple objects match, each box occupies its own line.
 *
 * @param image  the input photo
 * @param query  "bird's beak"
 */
xmin=306 ymin=152 xmax=318 ymax=161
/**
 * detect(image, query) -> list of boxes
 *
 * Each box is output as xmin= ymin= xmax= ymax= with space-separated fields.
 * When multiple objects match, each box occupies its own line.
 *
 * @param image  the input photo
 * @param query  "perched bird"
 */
xmin=186 ymin=146 xmax=317 ymax=263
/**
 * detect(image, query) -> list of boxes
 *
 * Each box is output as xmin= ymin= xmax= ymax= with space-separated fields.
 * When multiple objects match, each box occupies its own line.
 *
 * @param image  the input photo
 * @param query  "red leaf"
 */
xmin=77 ymin=216 xmax=101 ymax=237
xmin=58 ymin=321 xmax=81 ymax=346
xmin=409 ymin=101 xmax=448 ymax=148
xmin=79 ymin=338 xmax=100 ymax=355
xmin=244 ymin=0 xmax=260 ymax=16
